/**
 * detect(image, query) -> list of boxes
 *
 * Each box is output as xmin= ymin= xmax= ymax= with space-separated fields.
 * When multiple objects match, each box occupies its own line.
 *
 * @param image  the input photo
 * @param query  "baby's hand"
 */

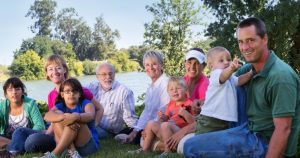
xmin=230 ymin=55 xmax=241 ymax=71
xmin=158 ymin=111 xmax=168 ymax=121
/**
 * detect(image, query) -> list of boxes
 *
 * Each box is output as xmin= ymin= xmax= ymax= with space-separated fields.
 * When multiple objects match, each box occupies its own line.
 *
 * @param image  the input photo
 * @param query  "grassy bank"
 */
xmin=16 ymin=138 xmax=183 ymax=158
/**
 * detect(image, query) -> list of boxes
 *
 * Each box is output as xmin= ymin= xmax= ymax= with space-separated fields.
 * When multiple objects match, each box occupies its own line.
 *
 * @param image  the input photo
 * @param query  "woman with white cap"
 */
xmin=183 ymin=48 xmax=209 ymax=114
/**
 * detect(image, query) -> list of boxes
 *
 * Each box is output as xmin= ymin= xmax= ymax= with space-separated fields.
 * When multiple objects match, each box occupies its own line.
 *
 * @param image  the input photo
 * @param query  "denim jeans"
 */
xmin=183 ymin=87 xmax=268 ymax=157
xmin=183 ymin=123 xmax=268 ymax=158
xmin=7 ymin=127 xmax=55 ymax=153
xmin=96 ymin=126 xmax=114 ymax=139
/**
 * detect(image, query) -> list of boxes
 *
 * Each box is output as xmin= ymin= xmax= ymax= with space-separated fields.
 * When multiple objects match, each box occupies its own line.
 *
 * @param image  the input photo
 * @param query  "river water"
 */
xmin=0 ymin=72 xmax=151 ymax=104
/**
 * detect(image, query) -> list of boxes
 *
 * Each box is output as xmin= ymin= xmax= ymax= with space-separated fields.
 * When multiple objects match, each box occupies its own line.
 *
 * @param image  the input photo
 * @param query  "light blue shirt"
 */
xmin=87 ymin=81 xmax=138 ymax=134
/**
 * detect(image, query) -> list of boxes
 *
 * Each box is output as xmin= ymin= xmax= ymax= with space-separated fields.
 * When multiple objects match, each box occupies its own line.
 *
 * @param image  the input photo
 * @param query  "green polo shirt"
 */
xmin=237 ymin=51 xmax=300 ymax=156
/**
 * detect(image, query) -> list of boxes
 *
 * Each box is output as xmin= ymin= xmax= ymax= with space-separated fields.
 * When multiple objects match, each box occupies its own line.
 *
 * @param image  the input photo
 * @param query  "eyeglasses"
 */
xmin=96 ymin=72 xmax=114 ymax=77
xmin=63 ymin=90 xmax=79 ymax=95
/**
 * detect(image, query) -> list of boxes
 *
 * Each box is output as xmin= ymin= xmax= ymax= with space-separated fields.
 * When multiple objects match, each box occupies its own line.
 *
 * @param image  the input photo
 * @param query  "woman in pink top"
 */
xmin=22 ymin=55 xmax=103 ymax=154
xmin=184 ymin=48 xmax=209 ymax=114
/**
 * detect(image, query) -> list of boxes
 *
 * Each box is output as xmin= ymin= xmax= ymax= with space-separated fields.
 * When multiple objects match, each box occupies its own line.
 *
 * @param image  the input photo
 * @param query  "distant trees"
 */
xmin=144 ymin=0 xmax=201 ymax=76
xmin=9 ymin=0 xmax=137 ymax=80
xmin=26 ymin=0 xmax=57 ymax=36
xmin=23 ymin=0 xmax=121 ymax=62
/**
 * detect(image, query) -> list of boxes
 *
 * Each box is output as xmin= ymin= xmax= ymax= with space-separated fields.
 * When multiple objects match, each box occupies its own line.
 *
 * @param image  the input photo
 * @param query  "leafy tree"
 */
xmin=89 ymin=15 xmax=120 ymax=60
xmin=55 ymin=7 xmax=80 ymax=42
xmin=14 ymin=36 xmax=53 ymax=58
xmin=9 ymin=50 xmax=44 ymax=80
xmin=82 ymin=60 xmax=101 ymax=75
xmin=71 ymin=21 xmax=92 ymax=60
xmin=67 ymin=58 xmax=84 ymax=77
xmin=125 ymin=45 xmax=151 ymax=67
xmin=55 ymin=7 xmax=93 ymax=60
xmin=108 ymin=51 xmax=140 ymax=73
xmin=14 ymin=36 xmax=76 ymax=60
xmin=204 ymin=0 xmax=300 ymax=74
xmin=26 ymin=0 xmax=57 ymax=36
xmin=144 ymin=0 xmax=201 ymax=76
xmin=51 ymin=40 xmax=76 ymax=59
xmin=192 ymin=38 xmax=214 ymax=53
xmin=0 ymin=65 xmax=9 ymax=82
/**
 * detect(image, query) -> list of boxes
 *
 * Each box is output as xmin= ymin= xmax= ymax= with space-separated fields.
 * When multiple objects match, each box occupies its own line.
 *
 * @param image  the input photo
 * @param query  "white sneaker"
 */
xmin=114 ymin=133 xmax=129 ymax=144
xmin=68 ymin=150 xmax=82 ymax=158
xmin=35 ymin=152 xmax=57 ymax=158
xmin=154 ymin=151 xmax=169 ymax=158
xmin=127 ymin=148 xmax=143 ymax=154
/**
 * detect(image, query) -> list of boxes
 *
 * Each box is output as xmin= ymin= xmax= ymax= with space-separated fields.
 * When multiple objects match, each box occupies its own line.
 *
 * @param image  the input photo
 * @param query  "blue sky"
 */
xmin=0 ymin=0 xmax=206 ymax=66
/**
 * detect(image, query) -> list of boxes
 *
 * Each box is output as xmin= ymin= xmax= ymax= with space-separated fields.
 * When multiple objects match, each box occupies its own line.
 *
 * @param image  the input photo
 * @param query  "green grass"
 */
xmin=16 ymin=138 xmax=183 ymax=158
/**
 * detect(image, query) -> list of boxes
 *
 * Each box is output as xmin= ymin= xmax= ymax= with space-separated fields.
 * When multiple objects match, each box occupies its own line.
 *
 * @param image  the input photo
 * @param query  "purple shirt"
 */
xmin=47 ymin=87 xmax=93 ymax=110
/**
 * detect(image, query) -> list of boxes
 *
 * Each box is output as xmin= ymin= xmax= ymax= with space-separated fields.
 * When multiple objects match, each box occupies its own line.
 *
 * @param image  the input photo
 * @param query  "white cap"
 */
xmin=185 ymin=50 xmax=206 ymax=64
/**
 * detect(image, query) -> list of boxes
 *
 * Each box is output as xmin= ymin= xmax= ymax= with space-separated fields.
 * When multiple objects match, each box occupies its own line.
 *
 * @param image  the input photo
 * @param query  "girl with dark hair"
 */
xmin=0 ymin=77 xmax=44 ymax=156
xmin=39 ymin=78 xmax=98 ymax=158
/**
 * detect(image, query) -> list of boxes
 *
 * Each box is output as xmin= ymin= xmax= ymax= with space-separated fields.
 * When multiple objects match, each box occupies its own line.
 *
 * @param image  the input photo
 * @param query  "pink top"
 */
xmin=183 ymin=74 xmax=209 ymax=101
xmin=47 ymin=87 xmax=93 ymax=110
xmin=165 ymin=99 xmax=193 ymax=128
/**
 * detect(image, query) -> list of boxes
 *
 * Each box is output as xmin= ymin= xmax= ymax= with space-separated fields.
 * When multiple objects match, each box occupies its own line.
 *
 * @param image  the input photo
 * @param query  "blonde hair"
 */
xmin=206 ymin=46 xmax=230 ymax=69
xmin=44 ymin=54 xmax=69 ymax=80
xmin=167 ymin=76 xmax=188 ymax=91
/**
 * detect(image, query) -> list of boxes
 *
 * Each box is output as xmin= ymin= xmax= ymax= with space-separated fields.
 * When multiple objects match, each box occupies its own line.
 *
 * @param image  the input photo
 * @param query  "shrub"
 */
xmin=9 ymin=50 xmax=44 ymax=80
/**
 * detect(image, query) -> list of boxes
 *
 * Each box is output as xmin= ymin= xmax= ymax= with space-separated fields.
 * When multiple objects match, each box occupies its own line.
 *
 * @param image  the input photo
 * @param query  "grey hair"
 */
xmin=95 ymin=62 xmax=115 ymax=74
xmin=142 ymin=50 xmax=165 ymax=66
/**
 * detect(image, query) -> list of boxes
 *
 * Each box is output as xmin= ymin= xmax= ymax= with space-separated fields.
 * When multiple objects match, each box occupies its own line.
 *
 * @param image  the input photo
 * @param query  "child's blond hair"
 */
xmin=206 ymin=46 xmax=230 ymax=70
xmin=167 ymin=76 xmax=188 ymax=91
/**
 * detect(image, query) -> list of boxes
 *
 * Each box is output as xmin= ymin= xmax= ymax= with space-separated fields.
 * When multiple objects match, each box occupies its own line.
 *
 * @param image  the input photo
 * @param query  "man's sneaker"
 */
xmin=37 ymin=152 xmax=57 ymax=158
xmin=68 ymin=150 xmax=82 ymax=158
xmin=114 ymin=134 xmax=129 ymax=144
xmin=127 ymin=148 xmax=143 ymax=154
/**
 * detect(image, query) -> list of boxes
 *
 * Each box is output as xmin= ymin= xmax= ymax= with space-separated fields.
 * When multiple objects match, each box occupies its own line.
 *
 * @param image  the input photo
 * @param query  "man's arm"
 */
xmin=266 ymin=117 xmax=292 ymax=158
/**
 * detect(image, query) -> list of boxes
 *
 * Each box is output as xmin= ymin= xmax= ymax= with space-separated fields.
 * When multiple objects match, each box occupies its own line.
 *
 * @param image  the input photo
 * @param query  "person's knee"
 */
xmin=12 ymin=128 xmax=27 ymax=137
xmin=160 ymin=122 xmax=171 ymax=130
xmin=25 ymin=133 xmax=56 ymax=153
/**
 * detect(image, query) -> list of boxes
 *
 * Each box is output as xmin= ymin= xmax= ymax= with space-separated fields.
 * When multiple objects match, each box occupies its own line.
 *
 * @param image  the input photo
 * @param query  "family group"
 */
xmin=0 ymin=17 xmax=299 ymax=158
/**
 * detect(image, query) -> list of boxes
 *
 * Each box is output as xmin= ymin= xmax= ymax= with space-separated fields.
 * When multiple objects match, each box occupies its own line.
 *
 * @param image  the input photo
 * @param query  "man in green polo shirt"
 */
xmin=183 ymin=17 xmax=300 ymax=157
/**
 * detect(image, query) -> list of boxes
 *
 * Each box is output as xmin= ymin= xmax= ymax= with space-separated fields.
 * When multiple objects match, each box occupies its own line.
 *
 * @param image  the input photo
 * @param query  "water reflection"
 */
xmin=0 ymin=72 xmax=150 ymax=104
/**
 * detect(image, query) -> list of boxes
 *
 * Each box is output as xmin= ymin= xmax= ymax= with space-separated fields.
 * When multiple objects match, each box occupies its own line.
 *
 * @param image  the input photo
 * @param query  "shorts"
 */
xmin=196 ymin=114 xmax=230 ymax=134
xmin=76 ymin=138 xmax=99 ymax=157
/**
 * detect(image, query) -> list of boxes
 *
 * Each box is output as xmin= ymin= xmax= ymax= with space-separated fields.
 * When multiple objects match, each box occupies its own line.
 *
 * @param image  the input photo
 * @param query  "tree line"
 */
xmin=5 ymin=0 xmax=300 ymax=81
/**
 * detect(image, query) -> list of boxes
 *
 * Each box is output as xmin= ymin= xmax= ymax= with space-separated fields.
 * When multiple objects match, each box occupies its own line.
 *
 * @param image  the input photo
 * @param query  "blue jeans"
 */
xmin=183 ymin=123 xmax=268 ymax=158
xmin=7 ymin=127 xmax=55 ymax=153
xmin=230 ymin=86 xmax=248 ymax=128
xmin=96 ymin=126 xmax=114 ymax=139
xmin=183 ymin=87 xmax=268 ymax=157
